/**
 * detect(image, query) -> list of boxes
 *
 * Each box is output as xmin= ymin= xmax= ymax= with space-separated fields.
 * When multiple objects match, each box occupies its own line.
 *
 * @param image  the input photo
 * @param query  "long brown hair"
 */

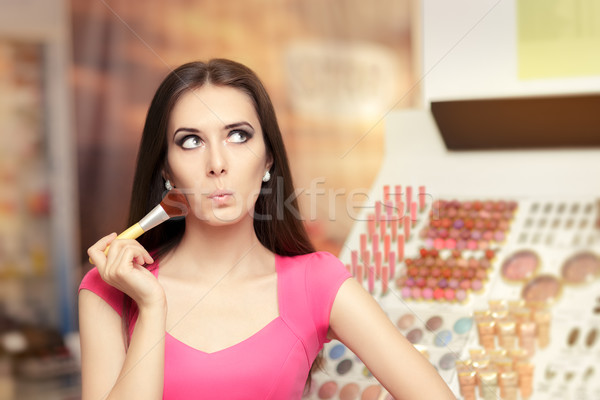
xmin=124 ymin=59 xmax=320 ymax=388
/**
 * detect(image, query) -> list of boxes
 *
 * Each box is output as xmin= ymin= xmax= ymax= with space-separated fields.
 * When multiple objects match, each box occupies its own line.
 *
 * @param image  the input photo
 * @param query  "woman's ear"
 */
xmin=265 ymin=153 xmax=274 ymax=172
xmin=161 ymin=168 xmax=173 ymax=185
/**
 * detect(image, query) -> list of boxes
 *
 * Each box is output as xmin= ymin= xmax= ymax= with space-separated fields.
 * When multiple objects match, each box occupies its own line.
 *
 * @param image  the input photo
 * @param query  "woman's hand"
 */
xmin=87 ymin=233 xmax=165 ymax=310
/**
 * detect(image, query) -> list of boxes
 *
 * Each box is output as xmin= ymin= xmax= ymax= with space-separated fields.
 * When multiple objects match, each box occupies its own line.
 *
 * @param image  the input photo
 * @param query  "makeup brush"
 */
xmin=90 ymin=189 xmax=189 ymax=263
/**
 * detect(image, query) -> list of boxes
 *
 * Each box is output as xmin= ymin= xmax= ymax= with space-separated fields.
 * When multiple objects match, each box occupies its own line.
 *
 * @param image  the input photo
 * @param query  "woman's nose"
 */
xmin=206 ymin=143 xmax=227 ymax=177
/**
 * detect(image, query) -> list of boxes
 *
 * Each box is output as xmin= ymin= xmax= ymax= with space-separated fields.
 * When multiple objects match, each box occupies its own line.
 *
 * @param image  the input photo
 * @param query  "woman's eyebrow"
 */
xmin=224 ymin=121 xmax=254 ymax=131
xmin=173 ymin=127 xmax=200 ymax=139
xmin=172 ymin=121 xmax=254 ymax=140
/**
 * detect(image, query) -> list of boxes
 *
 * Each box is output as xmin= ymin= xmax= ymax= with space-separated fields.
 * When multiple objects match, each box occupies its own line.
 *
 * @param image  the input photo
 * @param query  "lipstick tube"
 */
xmin=360 ymin=233 xmax=367 ymax=261
xmin=356 ymin=264 xmax=364 ymax=285
xmin=404 ymin=216 xmax=411 ymax=240
xmin=383 ymin=235 xmax=390 ymax=262
xmin=390 ymin=217 xmax=398 ymax=242
xmin=397 ymin=235 xmax=405 ymax=261
xmin=368 ymin=265 xmax=375 ymax=293
xmin=374 ymin=251 xmax=382 ymax=277
xmin=372 ymin=234 xmax=379 ymax=255
xmin=350 ymin=250 xmax=358 ymax=276
xmin=385 ymin=200 xmax=393 ymax=220
xmin=418 ymin=185 xmax=426 ymax=212
xmin=383 ymin=185 xmax=390 ymax=203
xmin=381 ymin=265 xmax=389 ymax=294
xmin=367 ymin=214 xmax=376 ymax=239
xmin=394 ymin=185 xmax=402 ymax=212
xmin=410 ymin=201 xmax=417 ymax=227
xmin=379 ymin=215 xmax=387 ymax=238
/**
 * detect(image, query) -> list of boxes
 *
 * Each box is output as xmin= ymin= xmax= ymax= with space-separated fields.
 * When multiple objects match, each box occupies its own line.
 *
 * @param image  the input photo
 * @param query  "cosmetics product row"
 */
xmin=308 ymin=184 xmax=599 ymax=400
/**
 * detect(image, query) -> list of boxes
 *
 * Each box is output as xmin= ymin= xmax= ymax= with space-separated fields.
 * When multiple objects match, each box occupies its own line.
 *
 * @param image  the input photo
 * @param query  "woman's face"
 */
xmin=165 ymin=84 xmax=272 ymax=225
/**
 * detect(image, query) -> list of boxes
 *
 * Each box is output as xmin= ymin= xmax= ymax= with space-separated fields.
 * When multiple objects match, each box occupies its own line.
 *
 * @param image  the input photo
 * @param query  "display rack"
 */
xmin=307 ymin=109 xmax=600 ymax=400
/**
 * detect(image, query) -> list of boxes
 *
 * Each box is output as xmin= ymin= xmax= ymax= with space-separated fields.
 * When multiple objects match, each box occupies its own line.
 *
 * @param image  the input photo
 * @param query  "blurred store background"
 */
xmin=70 ymin=0 xmax=415 ymax=257
xmin=1 ymin=0 xmax=599 ymax=399
xmin=1 ymin=0 xmax=415 ymax=398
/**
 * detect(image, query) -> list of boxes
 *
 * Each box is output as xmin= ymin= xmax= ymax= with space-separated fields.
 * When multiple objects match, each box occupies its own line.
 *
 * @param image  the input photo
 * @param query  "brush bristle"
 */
xmin=161 ymin=189 xmax=190 ymax=217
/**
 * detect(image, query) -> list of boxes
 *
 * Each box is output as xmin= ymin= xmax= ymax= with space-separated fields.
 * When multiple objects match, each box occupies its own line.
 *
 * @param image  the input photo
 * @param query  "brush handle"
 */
xmin=89 ymin=223 xmax=145 ymax=264
xmin=114 ymin=223 xmax=145 ymax=241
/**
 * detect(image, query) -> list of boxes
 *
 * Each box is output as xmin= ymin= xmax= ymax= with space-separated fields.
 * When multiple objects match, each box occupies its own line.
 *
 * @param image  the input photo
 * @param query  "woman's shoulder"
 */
xmin=278 ymin=251 xmax=352 ymax=346
xmin=80 ymin=266 xmax=108 ymax=291
xmin=278 ymin=251 xmax=339 ymax=266
xmin=278 ymin=251 xmax=351 ymax=281
xmin=79 ymin=267 xmax=125 ymax=315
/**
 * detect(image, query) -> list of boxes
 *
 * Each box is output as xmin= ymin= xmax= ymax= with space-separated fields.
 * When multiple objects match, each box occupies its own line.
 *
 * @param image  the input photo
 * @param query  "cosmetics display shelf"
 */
xmin=309 ymin=191 xmax=599 ymax=400
xmin=308 ymin=188 xmax=514 ymax=399
xmin=307 ymin=109 xmax=600 ymax=399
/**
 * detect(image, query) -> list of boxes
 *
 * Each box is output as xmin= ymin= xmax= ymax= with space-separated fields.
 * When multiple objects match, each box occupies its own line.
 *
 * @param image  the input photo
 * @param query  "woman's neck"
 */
xmin=161 ymin=215 xmax=272 ymax=281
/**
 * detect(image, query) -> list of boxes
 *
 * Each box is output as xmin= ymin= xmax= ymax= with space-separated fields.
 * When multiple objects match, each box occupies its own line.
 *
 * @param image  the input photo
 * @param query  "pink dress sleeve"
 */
xmin=79 ymin=267 xmax=125 ymax=316
xmin=305 ymin=251 xmax=352 ymax=346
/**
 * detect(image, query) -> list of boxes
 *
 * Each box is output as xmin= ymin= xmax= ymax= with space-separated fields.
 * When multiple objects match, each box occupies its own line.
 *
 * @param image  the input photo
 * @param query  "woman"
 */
xmin=80 ymin=59 xmax=455 ymax=399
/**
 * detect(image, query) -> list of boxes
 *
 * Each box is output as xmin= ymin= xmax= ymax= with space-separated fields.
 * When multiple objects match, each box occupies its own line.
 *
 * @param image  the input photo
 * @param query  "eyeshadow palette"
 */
xmin=421 ymin=200 xmax=518 ymax=251
xmin=516 ymin=201 xmax=597 ymax=248
xmin=396 ymin=248 xmax=494 ymax=302
xmin=310 ymin=307 xmax=475 ymax=400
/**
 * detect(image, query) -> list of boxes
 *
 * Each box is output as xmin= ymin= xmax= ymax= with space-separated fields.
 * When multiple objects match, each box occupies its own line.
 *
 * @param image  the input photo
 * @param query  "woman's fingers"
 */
xmin=105 ymin=240 xmax=148 ymax=275
xmin=144 ymin=252 xmax=154 ymax=265
xmin=87 ymin=232 xmax=117 ymax=267
xmin=88 ymin=234 xmax=162 ymax=307
xmin=97 ymin=238 xmax=162 ymax=307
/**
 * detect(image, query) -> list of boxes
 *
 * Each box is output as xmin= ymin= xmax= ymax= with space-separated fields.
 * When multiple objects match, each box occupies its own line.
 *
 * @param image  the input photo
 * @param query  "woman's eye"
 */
xmin=227 ymin=130 xmax=250 ymax=143
xmin=180 ymin=135 xmax=203 ymax=149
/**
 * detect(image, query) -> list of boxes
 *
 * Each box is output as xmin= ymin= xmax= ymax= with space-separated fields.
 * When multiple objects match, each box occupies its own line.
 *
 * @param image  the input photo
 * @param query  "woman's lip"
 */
xmin=208 ymin=190 xmax=234 ymax=199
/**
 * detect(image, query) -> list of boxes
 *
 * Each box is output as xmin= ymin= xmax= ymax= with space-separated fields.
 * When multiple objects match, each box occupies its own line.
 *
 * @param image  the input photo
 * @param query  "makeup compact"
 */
xmin=561 ymin=251 xmax=600 ymax=284
xmin=500 ymin=250 xmax=540 ymax=282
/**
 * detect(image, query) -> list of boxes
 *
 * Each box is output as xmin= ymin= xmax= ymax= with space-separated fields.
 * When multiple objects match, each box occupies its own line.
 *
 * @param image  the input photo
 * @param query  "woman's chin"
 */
xmin=191 ymin=206 xmax=251 ymax=227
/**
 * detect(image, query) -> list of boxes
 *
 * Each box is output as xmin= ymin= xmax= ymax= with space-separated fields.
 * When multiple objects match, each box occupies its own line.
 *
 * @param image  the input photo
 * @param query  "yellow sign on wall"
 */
xmin=517 ymin=0 xmax=600 ymax=79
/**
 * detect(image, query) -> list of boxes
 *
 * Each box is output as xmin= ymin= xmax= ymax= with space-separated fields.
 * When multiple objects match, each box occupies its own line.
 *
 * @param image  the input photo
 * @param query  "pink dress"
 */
xmin=79 ymin=251 xmax=351 ymax=399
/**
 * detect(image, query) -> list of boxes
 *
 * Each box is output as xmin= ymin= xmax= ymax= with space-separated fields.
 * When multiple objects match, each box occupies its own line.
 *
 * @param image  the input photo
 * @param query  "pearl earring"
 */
xmin=165 ymin=180 xmax=174 ymax=190
xmin=262 ymin=171 xmax=271 ymax=183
